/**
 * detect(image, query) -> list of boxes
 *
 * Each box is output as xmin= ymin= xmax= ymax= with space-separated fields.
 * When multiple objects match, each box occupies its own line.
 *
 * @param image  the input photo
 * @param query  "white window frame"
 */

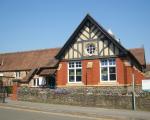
xmin=68 ymin=61 xmax=82 ymax=83
xmin=14 ymin=72 xmax=21 ymax=78
xmin=0 ymin=73 xmax=3 ymax=77
xmin=32 ymin=78 xmax=39 ymax=87
xmin=100 ymin=58 xmax=117 ymax=82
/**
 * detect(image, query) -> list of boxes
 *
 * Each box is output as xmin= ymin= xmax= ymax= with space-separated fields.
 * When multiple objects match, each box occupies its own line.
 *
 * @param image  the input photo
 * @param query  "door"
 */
xmin=49 ymin=75 xmax=55 ymax=89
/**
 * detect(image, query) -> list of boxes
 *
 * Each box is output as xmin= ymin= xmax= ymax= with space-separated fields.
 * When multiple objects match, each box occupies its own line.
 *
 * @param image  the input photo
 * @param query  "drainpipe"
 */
xmin=85 ymin=70 xmax=87 ymax=86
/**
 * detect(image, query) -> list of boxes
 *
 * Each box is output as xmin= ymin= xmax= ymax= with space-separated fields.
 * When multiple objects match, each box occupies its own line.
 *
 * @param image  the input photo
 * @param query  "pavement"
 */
xmin=0 ymin=98 xmax=150 ymax=120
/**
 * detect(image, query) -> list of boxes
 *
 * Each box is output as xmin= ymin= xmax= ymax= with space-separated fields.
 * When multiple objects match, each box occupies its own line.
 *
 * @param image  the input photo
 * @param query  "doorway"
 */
xmin=48 ymin=75 xmax=55 ymax=89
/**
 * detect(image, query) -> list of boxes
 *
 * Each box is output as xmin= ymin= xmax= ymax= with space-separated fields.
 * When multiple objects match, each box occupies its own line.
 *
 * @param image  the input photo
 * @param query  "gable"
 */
xmin=129 ymin=48 xmax=146 ymax=66
xmin=56 ymin=14 xmax=127 ymax=60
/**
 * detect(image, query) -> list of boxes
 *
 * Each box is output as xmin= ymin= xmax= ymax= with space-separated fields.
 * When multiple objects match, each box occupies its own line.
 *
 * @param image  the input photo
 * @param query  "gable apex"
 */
xmin=56 ymin=14 xmax=128 ymax=59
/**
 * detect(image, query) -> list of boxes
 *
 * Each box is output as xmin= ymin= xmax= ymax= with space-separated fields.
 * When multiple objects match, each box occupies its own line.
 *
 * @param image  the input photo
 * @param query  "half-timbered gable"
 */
xmin=56 ymin=14 xmax=127 ymax=60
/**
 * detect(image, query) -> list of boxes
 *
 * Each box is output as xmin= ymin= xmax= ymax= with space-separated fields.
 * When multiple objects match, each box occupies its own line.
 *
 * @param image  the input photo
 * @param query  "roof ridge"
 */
xmin=128 ymin=47 xmax=144 ymax=50
xmin=0 ymin=47 xmax=61 ymax=55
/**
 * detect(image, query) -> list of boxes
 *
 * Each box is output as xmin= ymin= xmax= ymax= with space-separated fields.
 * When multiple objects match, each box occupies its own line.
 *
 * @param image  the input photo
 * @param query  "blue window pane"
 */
xmin=76 ymin=69 xmax=81 ymax=76
xmin=101 ymin=67 xmax=108 ymax=74
xmin=112 ymin=59 xmax=116 ymax=65
xmin=76 ymin=76 xmax=81 ymax=82
xmin=76 ymin=62 xmax=81 ymax=67
xmin=101 ymin=59 xmax=107 ymax=66
xmin=109 ymin=59 xmax=115 ymax=65
xmin=102 ymin=75 xmax=108 ymax=81
xmin=109 ymin=67 xmax=116 ymax=73
xmin=69 ymin=76 xmax=74 ymax=82
xmin=110 ymin=74 xmax=116 ymax=81
xmin=69 ymin=62 xmax=74 ymax=68
xmin=109 ymin=59 xmax=113 ymax=65
xmin=69 ymin=69 xmax=74 ymax=76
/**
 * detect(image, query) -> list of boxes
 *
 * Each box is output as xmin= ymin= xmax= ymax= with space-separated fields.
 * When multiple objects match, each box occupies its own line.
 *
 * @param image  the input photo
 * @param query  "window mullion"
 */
xmin=35 ymin=79 xmax=37 ymax=87
xmin=108 ymin=60 xmax=110 ymax=81
xmin=75 ymin=63 xmax=76 ymax=82
xmin=108 ymin=66 xmax=110 ymax=81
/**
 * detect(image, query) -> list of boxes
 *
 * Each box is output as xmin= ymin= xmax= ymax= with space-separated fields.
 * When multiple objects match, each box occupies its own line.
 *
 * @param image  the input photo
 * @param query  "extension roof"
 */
xmin=146 ymin=64 xmax=150 ymax=72
xmin=129 ymin=48 xmax=146 ymax=66
xmin=0 ymin=48 xmax=60 ymax=72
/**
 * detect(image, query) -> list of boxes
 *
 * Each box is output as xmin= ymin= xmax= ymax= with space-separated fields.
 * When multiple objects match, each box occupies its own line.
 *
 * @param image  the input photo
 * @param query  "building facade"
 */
xmin=0 ymin=14 xmax=146 ymax=88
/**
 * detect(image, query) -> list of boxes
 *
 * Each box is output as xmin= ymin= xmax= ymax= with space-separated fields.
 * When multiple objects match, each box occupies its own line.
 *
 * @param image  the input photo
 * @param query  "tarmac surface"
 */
xmin=0 ymin=99 xmax=150 ymax=120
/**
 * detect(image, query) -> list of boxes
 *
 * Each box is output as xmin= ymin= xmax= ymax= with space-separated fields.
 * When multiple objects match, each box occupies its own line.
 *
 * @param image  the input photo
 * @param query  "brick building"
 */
xmin=0 ymin=14 xmax=146 ymax=88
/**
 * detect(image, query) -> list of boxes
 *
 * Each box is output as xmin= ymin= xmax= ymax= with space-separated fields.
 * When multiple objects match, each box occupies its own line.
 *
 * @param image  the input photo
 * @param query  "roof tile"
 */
xmin=0 ymin=48 xmax=60 ymax=71
xmin=129 ymin=48 xmax=145 ymax=66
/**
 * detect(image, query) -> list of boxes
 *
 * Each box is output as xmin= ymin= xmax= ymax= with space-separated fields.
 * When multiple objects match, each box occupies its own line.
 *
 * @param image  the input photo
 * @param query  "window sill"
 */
xmin=99 ymin=81 xmax=119 ymax=86
xmin=66 ymin=82 xmax=84 ymax=86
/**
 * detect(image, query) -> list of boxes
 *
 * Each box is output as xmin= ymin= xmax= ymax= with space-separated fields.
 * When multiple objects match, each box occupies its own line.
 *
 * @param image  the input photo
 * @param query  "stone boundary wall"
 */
xmin=17 ymin=86 xmax=150 ymax=111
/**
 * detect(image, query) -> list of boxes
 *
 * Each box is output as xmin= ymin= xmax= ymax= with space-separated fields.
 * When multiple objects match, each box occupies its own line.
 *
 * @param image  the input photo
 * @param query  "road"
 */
xmin=0 ymin=99 xmax=150 ymax=120
xmin=0 ymin=106 xmax=112 ymax=120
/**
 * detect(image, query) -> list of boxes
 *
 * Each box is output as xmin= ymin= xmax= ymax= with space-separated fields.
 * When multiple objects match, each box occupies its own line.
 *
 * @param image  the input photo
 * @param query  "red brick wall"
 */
xmin=56 ymin=61 xmax=68 ymax=86
xmin=133 ymin=68 xmax=145 ymax=85
xmin=82 ymin=59 xmax=100 ymax=85
xmin=11 ymin=82 xmax=20 ymax=100
xmin=56 ymin=60 xmax=100 ymax=86
xmin=116 ymin=58 xmax=144 ymax=85
xmin=116 ymin=58 xmax=125 ymax=85
xmin=125 ymin=66 xmax=132 ymax=84
xmin=56 ymin=58 xmax=144 ymax=86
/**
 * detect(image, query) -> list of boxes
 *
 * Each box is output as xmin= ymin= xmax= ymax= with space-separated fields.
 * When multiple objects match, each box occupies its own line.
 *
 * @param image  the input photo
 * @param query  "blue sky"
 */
xmin=0 ymin=0 xmax=150 ymax=62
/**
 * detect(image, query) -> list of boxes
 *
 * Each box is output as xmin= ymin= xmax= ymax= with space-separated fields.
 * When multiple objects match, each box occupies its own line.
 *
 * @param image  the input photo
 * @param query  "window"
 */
xmin=68 ymin=61 xmax=82 ymax=83
xmin=33 ymin=79 xmax=36 ymax=86
xmin=0 ymin=76 xmax=2 ymax=83
xmin=86 ymin=43 xmax=96 ymax=55
xmin=100 ymin=59 xmax=116 ymax=81
xmin=33 ymin=78 xmax=39 ymax=87
xmin=37 ymin=78 xmax=39 ymax=86
xmin=26 ymin=71 xmax=28 ymax=75
xmin=14 ymin=72 xmax=21 ymax=78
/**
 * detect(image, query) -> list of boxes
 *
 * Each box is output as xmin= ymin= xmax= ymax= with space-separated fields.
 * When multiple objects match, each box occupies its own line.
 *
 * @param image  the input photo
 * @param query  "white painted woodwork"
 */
xmin=65 ymin=52 xmax=68 ymax=59
xmin=73 ymin=44 xmax=78 ymax=58
xmin=104 ymin=40 xmax=109 ymax=56
xmin=99 ymin=40 xmax=103 ymax=56
xmin=62 ymin=22 xmax=120 ymax=59
xmin=109 ymin=43 xmax=114 ymax=55
xmin=115 ymin=46 xmax=119 ymax=55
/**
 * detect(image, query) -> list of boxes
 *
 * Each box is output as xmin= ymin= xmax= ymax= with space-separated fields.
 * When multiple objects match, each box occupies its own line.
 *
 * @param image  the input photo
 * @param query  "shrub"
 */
xmin=5 ymin=86 xmax=13 ymax=94
xmin=18 ymin=86 xmax=30 ymax=95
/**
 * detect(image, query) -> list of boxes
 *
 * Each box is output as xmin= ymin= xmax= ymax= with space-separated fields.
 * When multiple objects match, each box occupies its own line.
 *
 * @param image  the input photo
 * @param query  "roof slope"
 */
xmin=56 ymin=14 xmax=128 ymax=59
xmin=0 ymin=48 xmax=60 ymax=71
xmin=146 ymin=64 xmax=150 ymax=71
xmin=0 ymin=47 xmax=145 ymax=72
xmin=129 ymin=48 xmax=146 ymax=66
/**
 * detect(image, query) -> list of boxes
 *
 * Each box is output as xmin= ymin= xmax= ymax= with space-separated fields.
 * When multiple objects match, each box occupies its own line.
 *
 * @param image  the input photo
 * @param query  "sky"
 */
xmin=0 ymin=0 xmax=150 ymax=62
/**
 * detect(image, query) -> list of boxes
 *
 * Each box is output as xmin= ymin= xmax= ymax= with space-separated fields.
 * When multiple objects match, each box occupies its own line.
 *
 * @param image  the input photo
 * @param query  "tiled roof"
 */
xmin=0 ymin=48 xmax=60 ymax=71
xmin=21 ymin=68 xmax=38 ymax=83
xmin=38 ymin=68 xmax=57 ymax=76
xmin=0 ymin=47 xmax=145 ymax=72
xmin=129 ymin=48 xmax=146 ymax=66
xmin=146 ymin=64 xmax=150 ymax=71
